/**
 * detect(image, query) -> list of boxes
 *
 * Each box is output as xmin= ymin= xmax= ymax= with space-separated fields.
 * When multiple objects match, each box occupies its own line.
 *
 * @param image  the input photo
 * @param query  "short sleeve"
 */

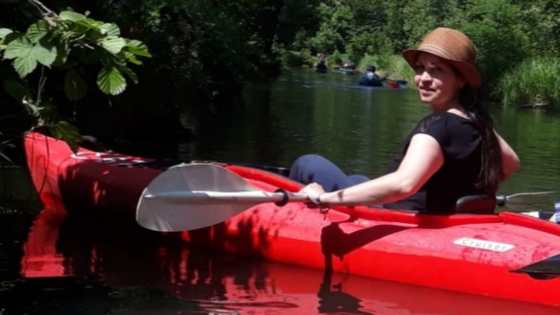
xmin=414 ymin=113 xmax=449 ymax=147
xmin=413 ymin=113 xmax=480 ymax=159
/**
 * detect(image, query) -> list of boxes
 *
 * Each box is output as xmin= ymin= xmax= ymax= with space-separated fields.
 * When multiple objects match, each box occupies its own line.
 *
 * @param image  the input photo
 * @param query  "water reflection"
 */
xmin=318 ymin=267 xmax=373 ymax=314
xmin=3 ymin=206 xmax=556 ymax=314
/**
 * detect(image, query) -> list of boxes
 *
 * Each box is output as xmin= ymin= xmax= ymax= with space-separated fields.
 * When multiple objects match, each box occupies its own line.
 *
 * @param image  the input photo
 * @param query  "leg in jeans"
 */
xmin=289 ymin=154 xmax=369 ymax=192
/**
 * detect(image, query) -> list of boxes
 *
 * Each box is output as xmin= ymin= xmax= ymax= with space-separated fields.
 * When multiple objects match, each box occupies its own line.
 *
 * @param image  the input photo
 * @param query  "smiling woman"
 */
xmin=290 ymin=27 xmax=520 ymax=214
xmin=412 ymin=53 xmax=466 ymax=110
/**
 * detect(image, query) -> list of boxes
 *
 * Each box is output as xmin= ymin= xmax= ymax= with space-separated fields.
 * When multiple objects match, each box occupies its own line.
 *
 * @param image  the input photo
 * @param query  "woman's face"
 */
xmin=413 ymin=53 xmax=465 ymax=110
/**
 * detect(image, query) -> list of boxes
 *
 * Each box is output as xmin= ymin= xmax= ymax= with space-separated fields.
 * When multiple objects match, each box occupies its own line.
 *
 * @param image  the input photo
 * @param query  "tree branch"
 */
xmin=28 ymin=0 xmax=56 ymax=18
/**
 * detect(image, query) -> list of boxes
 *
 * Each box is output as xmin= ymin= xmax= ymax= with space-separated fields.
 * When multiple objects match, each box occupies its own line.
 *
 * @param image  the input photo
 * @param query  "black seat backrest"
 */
xmin=454 ymin=194 xmax=496 ymax=214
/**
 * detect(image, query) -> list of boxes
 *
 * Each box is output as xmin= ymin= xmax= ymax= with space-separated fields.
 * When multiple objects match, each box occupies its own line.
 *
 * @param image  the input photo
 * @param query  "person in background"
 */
xmin=358 ymin=65 xmax=383 ymax=86
xmin=290 ymin=27 xmax=520 ymax=213
xmin=315 ymin=53 xmax=328 ymax=73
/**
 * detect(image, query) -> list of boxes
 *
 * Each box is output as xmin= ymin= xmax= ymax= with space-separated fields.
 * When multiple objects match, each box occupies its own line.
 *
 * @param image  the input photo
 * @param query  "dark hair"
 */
xmin=459 ymin=86 xmax=503 ymax=193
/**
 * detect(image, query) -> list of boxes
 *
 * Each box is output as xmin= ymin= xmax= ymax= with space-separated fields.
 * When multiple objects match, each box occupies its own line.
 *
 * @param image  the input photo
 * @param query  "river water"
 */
xmin=1 ymin=70 xmax=560 ymax=314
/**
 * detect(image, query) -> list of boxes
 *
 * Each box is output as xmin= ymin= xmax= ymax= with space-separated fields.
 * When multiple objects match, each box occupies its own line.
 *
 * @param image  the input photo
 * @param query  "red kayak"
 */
xmin=24 ymin=131 xmax=560 ymax=307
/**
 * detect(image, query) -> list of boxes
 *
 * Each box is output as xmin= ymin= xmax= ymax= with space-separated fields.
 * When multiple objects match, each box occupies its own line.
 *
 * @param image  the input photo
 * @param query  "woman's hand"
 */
xmin=300 ymin=182 xmax=326 ymax=206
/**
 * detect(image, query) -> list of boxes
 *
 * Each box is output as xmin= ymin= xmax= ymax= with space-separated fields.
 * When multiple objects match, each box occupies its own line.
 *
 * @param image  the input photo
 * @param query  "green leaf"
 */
xmin=74 ymin=18 xmax=104 ymax=32
xmin=100 ymin=23 xmax=120 ymax=36
xmin=99 ymin=36 xmax=126 ymax=54
xmin=68 ymin=20 xmax=95 ymax=35
xmin=5 ymin=37 xmax=57 ymax=74
xmin=13 ymin=56 xmax=37 ymax=78
xmin=0 ymin=28 xmax=13 ymax=44
xmin=0 ymin=28 xmax=13 ymax=50
xmin=53 ymin=41 xmax=70 ymax=66
xmin=1 ymin=30 xmax=20 ymax=52
xmin=124 ymin=39 xmax=151 ymax=57
xmin=123 ymin=51 xmax=142 ymax=65
xmin=4 ymin=37 xmax=33 ymax=60
xmin=119 ymin=66 xmax=139 ymax=84
xmin=2 ymin=79 xmax=31 ymax=102
xmin=26 ymin=21 xmax=49 ymax=43
xmin=32 ymin=42 xmax=57 ymax=67
xmin=5 ymin=38 xmax=38 ymax=78
xmin=64 ymin=69 xmax=88 ymax=101
xmin=0 ymin=28 xmax=12 ymax=38
xmin=59 ymin=11 xmax=88 ymax=22
xmin=97 ymin=66 xmax=126 ymax=95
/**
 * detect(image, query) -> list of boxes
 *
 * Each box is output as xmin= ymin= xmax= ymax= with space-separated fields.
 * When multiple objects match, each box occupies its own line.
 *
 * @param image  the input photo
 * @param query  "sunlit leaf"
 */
xmin=5 ymin=37 xmax=38 ymax=78
xmin=64 ymin=69 xmax=87 ymax=101
xmin=59 ymin=11 xmax=88 ymax=22
xmin=26 ymin=21 xmax=49 ymax=43
xmin=123 ymin=51 xmax=142 ymax=65
xmin=100 ymin=23 xmax=120 ymax=36
xmin=124 ymin=40 xmax=151 ymax=57
xmin=69 ymin=19 xmax=95 ymax=34
xmin=13 ymin=57 xmax=37 ymax=78
xmin=0 ymin=28 xmax=13 ymax=44
xmin=100 ymin=36 xmax=126 ymax=54
xmin=32 ymin=42 xmax=57 ymax=66
xmin=3 ymin=37 xmax=33 ymax=60
xmin=75 ymin=18 xmax=104 ymax=32
xmin=0 ymin=28 xmax=12 ymax=37
xmin=97 ymin=66 xmax=126 ymax=95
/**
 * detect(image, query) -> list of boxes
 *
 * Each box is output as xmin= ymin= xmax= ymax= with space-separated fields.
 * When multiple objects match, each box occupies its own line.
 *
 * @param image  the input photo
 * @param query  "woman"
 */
xmin=290 ymin=27 xmax=520 ymax=213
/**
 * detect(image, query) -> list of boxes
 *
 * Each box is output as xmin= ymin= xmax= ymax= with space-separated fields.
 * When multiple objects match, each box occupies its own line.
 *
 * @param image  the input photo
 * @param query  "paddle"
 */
xmin=136 ymin=162 xmax=558 ymax=232
xmin=136 ymin=163 xmax=308 ymax=232
xmin=136 ymin=163 xmax=560 ymax=279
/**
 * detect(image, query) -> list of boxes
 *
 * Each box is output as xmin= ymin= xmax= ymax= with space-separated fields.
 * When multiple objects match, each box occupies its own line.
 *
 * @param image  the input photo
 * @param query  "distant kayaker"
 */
xmin=315 ymin=53 xmax=328 ymax=73
xmin=358 ymin=65 xmax=383 ymax=87
xmin=290 ymin=27 xmax=520 ymax=213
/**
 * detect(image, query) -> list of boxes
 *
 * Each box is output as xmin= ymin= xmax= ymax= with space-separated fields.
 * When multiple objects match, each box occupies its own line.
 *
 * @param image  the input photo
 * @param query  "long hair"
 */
xmin=458 ymin=86 xmax=503 ymax=194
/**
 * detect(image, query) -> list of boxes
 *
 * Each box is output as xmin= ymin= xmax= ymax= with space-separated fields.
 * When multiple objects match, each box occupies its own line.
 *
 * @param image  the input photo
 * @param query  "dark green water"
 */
xmin=1 ymin=70 xmax=560 ymax=314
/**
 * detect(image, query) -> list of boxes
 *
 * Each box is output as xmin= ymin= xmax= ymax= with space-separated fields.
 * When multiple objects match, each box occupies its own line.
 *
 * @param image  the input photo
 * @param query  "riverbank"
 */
xmin=500 ymin=57 xmax=560 ymax=109
xmin=285 ymin=51 xmax=560 ymax=110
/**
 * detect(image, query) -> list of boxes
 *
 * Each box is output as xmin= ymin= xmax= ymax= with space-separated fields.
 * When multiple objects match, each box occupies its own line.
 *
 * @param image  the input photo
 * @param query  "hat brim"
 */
xmin=403 ymin=48 xmax=481 ymax=87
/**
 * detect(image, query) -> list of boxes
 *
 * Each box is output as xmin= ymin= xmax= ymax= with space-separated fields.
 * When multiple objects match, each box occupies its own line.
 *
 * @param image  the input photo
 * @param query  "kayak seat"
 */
xmin=454 ymin=194 xmax=496 ymax=214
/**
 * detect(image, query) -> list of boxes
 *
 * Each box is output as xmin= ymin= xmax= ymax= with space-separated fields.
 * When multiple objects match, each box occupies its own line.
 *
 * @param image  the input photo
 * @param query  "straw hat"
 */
xmin=402 ymin=27 xmax=481 ymax=87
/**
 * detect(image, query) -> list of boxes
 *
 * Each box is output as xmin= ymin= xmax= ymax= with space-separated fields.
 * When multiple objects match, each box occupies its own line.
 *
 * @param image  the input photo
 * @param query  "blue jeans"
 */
xmin=289 ymin=154 xmax=369 ymax=192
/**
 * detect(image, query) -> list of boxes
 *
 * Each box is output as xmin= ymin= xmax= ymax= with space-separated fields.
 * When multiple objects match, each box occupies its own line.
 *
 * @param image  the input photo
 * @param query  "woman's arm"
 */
xmin=495 ymin=131 xmax=520 ymax=180
xmin=317 ymin=134 xmax=444 ymax=205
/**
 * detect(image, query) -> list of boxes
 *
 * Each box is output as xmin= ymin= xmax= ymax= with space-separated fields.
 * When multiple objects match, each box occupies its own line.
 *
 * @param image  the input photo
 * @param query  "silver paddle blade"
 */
xmin=136 ymin=163 xmax=263 ymax=232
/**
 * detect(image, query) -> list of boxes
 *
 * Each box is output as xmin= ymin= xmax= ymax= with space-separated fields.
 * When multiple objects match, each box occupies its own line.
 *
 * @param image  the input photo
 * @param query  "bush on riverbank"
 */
xmin=500 ymin=57 xmax=560 ymax=108
xmin=280 ymin=49 xmax=315 ymax=68
xmin=356 ymin=54 xmax=414 ymax=82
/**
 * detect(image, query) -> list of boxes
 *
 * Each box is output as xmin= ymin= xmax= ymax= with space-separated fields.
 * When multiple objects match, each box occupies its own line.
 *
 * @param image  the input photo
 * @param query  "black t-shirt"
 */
xmin=385 ymin=112 xmax=484 ymax=213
